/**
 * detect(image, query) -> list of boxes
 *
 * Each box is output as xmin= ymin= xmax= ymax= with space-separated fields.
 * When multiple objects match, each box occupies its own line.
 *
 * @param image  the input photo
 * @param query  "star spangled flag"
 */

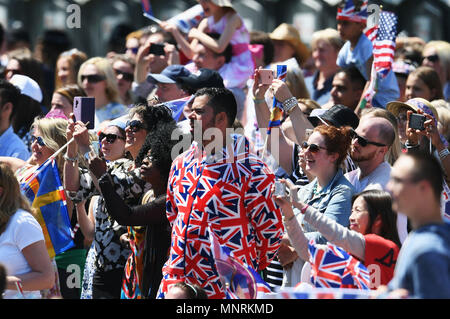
xmin=308 ymin=240 xmax=370 ymax=290
xmin=209 ymin=230 xmax=272 ymax=299
xmin=267 ymin=65 xmax=287 ymax=135
xmin=167 ymin=4 xmax=205 ymax=34
xmin=361 ymin=11 xmax=398 ymax=107
xmin=164 ymin=95 xmax=193 ymax=122
xmin=20 ymin=159 xmax=74 ymax=259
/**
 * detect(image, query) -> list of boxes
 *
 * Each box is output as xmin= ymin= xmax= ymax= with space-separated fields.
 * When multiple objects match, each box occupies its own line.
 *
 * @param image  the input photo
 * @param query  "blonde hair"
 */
xmin=0 ymin=163 xmax=33 ymax=235
xmin=423 ymin=40 xmax=450 ymax=81
xmin=78 ymin=57 xmax=122 ymax=104
xmin=431 ymin=99 xmax=450 ymax=141
xmin=311 ymin=28 xmax=344 ymax=52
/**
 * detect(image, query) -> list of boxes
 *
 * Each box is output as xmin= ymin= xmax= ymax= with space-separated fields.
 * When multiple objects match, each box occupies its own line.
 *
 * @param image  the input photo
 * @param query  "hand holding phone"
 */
xmin=73 ymin=97 xmax=95 ymax=130
xmin=148 ymin=43 xmax=165 ymax=56
xmin=259 ymin=69 xmax=274 ymax=85
xmin=409 ymin=113 xmax=426 ymax=131
xmin=274 ymin=180 xmax=286 ymax=197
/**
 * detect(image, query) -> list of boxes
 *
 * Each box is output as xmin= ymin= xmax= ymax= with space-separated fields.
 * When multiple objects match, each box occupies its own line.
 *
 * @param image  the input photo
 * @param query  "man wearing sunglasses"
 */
xmin=157 ymin=87 xmax=284 ymax=299
xmin=345 ymin=116 xmax=395 ymax=194
xmin=0 ymin=80 xmax=30 ymax=161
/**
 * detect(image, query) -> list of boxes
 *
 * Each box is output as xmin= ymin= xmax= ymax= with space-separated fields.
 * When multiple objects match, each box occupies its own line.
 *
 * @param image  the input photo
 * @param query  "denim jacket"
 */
xmin=294 ymin=168 xmax=355 ymax=244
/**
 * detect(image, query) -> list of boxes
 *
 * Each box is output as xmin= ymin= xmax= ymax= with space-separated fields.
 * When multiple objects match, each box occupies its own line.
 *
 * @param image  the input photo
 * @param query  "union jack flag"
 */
xmin=210 ymin=230 xmax=272 ymax=299
xmin=362 ymin=11 xmax=398 ymax=106
xmin=140 ymin=0 xmax=153 ymax=16
xmin=336 ymin=0 xmax=368 ymax=23
xmin=308 ymin=240 xmax=370 ymax=290
xmin=267 ymin=65 xmax=287 ymax=135
xmin=164 ymin=95 xmax=193 ymax=122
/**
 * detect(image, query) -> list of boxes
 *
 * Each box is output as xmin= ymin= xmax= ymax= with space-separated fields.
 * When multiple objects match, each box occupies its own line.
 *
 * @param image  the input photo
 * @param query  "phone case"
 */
xmin=73 ymin=97 xmax=95 ymax=129
xmin=260 ymin=69 xmax=274 ymax=85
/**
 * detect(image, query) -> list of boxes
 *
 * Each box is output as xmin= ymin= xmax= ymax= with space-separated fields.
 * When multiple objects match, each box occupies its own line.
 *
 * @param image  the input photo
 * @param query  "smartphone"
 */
xmin=409 ymin=113 xmax=426 ymax=131
xmin=274 ymin=180 xmax=286 ymax=197
xmin=149 ymin=43 xmax=165 ymax=56
xmin=259 ymin=69 xmax=274 ymax=85
xmin=73 ymin=96 xmax=95 ymax=130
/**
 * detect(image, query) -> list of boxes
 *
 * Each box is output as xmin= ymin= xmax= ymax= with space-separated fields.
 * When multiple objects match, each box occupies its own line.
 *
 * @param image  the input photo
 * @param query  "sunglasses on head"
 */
xmin=301 ymin=141 xmax=327 ymax=153
xmin=350 ymin=129 xmax=386 ymax=147
xmin=423 ymin=54 xmax=439 ymax=63
xmin=81 ymin=74 xmax=106 ymax=83
xmin=31 ymin=135 xmax=46 ymax=147
xmin=99 ymin=133 xmax=125 ymax=144
xmin=114 ymin=69 xmax=134 ymax=82
xmin=126 ymin=120 xmax=145 ymax=132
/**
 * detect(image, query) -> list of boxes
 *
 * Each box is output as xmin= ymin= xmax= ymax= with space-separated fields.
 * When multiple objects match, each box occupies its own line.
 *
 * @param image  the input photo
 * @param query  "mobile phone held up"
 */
xmin=73 ymin=96 xmax=95 ymax=130
xmin=259 ymin=69 xmax=274 ymax=85
xmin=409 ymin=113 xmax=426 ymax=131
xmin=148 ymin=43 xmax=165 ymax=56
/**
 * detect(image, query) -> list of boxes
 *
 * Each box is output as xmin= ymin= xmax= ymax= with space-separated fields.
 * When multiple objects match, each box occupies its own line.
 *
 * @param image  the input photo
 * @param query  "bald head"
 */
xmin=359 ymin=117 xmax=395 ymax=147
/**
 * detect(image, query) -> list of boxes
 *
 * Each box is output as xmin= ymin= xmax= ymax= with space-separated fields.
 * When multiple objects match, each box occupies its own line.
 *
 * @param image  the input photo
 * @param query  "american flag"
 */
xmin=308 ymin=240 xmax=370 ymax=290
xmin=366 ymin=11 xmax=398 ymax=79
xmin=362 ymin=11 xmax=398 ymax=105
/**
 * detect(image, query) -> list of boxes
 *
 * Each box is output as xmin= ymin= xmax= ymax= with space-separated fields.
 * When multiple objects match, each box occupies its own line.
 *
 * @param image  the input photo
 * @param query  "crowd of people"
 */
xmin=0 ymin=0 xmax=449 ymax=300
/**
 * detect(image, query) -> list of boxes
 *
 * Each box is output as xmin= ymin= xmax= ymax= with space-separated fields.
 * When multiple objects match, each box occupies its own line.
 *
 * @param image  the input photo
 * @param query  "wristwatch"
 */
xmin=63 ymin=153 xmax=78 ymax=162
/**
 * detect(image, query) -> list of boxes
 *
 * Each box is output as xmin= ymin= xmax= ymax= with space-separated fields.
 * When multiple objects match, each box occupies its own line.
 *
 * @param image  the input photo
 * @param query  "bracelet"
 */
xmin=253 ymin=97 xmax=266 ymax=104
xmin=63 ymin=153 xmax=78 ymax=162
xmin=439 ymin=148 xmax=450 ymax=160
xmin=282 ymin=97 xmax=298 ymax=115
xmin=300 ymin=204 xmax=309 ymax=215
xmin=405 ymin=141 xmax=419 ymax=149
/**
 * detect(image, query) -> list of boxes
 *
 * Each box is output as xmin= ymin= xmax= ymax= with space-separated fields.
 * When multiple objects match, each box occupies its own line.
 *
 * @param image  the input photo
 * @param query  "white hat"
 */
xmin=9 ymin=74 xmax=43 ymax=103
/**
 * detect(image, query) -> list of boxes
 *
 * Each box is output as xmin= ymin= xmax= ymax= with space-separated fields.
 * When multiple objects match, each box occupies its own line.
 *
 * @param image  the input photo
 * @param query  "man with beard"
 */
xmin=345 ymin=116 xmax=395 ymax=192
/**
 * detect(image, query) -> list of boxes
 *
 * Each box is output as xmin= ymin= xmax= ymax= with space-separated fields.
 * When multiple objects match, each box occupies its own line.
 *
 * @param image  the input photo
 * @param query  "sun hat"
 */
xmin=9 ymin=74 xmax=43 ymax=103
xmin=386 ymin=97 xmax=439 ymax=121
xmin=269 ymin=23 xmax=310 ymax=64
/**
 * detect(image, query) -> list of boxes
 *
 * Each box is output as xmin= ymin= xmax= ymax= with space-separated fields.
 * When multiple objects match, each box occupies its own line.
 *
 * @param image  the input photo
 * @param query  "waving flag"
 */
xmin=168 ymin=4 xmax=205 ymax=34
xmin=210 ymin=230 xmax=272 ymax=299
xmin=20 ymin=159 xmax=74 ymax=259
xmin=336 ymin=0 xmax=368 ymax=23
xmin=277 ymin=287 xmax=372 ymax=299
xmin=267 ymin=64 xmax=287 ymax=135
xmin=361 ymin=11 xmax=398 ymax=107
xmin=165 ymin=95 xmax=193 ymax=122
xmin=308 ymin=240 xmax=370 ymax=290
xmin=141 ymin=0 xmax=154 ymax=16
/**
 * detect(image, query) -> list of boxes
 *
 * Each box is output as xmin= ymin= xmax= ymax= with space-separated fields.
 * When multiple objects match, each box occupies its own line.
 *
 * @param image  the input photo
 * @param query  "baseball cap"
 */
xmin=176 ymin=68 xmax=225 ymax=91
xmin=9 ymin=74 xmax=43 ymax=103
xmin=146 ymin=65 xmax=191 ymax=84
xmin=307 ymin=104 xmax=359 ymax=129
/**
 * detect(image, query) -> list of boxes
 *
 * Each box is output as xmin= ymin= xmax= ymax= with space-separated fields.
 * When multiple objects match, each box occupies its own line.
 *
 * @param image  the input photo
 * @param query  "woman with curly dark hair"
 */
xmin=94 ymin=120 xmax=181 ymax=299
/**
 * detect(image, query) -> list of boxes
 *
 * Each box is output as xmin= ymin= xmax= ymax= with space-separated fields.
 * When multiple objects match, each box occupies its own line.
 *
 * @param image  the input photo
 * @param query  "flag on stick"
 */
xmin=20 ymin=159 xmax=74 ymax=259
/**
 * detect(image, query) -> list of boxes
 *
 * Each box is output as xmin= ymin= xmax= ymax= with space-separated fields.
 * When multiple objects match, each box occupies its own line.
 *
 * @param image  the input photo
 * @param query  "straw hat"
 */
xmin=269 ymin=23 xmax=310 ymax=64
xmin=387 ymin=97 xmax=439 ymax=121
xmin=210 ymin=0 xmax=234 ymax=8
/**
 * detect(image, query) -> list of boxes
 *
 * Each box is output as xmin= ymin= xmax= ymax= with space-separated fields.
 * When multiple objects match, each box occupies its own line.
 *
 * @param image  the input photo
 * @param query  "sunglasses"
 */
xmin=99 ymin=133 xmax=125 ymax=144
xmin=114 ymin=69 xmax=134 ymax=82
xmin=81 ymin=74 xmax=106 ymax=83
xmin=423 ymin=54 xmax=439 ymax=63
xmin=301 ymin=141 xmax=327 ymax=153
xmin=350 ymin=129 xmax=386 ymax=147
xmin=31 ymin=135 xmax=46 ymax=147
xmin=126 ymin=120 xmax=146 ymax=132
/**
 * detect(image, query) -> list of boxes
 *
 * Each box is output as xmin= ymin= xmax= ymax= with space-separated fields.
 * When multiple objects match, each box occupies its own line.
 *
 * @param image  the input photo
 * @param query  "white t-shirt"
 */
xmin=0 ymin=209 xmax=45 ymax=299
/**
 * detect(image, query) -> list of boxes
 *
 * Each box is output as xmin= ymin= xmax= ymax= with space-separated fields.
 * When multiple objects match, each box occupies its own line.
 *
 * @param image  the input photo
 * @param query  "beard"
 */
xmin=350 ymin=147 xmax=377 ymax=163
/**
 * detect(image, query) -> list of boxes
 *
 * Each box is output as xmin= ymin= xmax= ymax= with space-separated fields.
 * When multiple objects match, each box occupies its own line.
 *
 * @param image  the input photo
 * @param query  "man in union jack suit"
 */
xmin=157 ymin=87 xmax=284 ymax=299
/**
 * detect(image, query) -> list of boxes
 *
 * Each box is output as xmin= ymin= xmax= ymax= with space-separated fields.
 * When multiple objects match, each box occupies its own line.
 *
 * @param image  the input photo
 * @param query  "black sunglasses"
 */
xmin=99 ymin=133 xmax=125 ymax=144
xmin=301 ymin=141 xmax=327 ymax=153
xmin=31 ymin=135 xmax=46 ymax=147
xmin=350 ymin=129 xmax=386 ymax=147
xmin=423 ymin=54 xmax=439 ymax=63
xmin=114 ymin=69 xmax=134 ymax=82
xmin=81 ymin=74 xmax=106 ymax=83
xmin=126 ymin=120 xmax=146 ymax=132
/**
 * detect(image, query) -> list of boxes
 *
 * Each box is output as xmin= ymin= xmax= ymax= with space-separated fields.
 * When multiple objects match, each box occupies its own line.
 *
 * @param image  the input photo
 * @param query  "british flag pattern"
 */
xmin=157 ymin=134 xmax=284 ymax=299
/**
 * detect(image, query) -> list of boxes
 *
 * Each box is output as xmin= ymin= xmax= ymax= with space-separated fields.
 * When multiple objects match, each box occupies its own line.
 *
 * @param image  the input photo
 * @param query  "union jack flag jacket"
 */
xmin=157 ymin=134 xmax=284 ymax=299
